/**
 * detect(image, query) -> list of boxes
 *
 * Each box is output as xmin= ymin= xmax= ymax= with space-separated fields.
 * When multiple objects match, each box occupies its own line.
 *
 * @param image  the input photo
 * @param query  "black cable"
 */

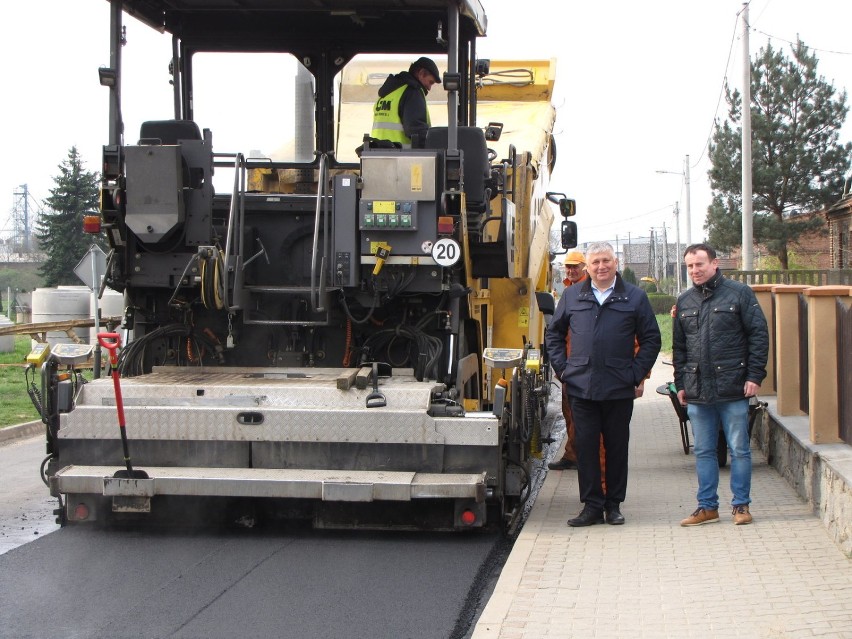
xmin=40 ymin=454 xmax=53 ymax=487
xmin=339 ymin=290 xmax=380 ymax=325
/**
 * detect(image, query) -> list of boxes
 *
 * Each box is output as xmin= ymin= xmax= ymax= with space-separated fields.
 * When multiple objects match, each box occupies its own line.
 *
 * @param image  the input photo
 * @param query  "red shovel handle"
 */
xmin=97 ymin=332 xmax=122 ymax=366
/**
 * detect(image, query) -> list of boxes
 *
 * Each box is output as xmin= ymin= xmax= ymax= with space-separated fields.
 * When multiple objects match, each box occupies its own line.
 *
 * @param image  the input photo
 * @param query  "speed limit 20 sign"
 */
xmin=431 ymin=238 xmax=461 ymax=266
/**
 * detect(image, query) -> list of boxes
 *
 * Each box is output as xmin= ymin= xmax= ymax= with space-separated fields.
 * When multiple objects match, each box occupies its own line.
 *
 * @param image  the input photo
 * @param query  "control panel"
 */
xmin=51 ymin=343 xmax=95 ymax=366
xmin=359 ymin=200 xmax=418 ymax=231
xmin=26 ymin=343 xmax=51 ymax=366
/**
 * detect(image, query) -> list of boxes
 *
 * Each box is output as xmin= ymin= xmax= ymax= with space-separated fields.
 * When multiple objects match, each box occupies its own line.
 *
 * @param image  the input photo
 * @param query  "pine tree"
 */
xmin=707 ymin=40 xmax=852 ymax=269
xmin=36 ymin=147 xmax=104 ymax=286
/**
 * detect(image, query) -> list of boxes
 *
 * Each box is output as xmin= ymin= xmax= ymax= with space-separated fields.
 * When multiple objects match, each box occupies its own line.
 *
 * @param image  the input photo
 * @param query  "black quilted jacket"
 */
xmin=672 ymin=271 xmax=769 ymax=404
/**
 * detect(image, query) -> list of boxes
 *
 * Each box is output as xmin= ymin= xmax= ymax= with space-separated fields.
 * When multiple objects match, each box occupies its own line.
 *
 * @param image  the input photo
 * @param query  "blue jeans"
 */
xmin=687 ymin=399 xmax=751 ymax=510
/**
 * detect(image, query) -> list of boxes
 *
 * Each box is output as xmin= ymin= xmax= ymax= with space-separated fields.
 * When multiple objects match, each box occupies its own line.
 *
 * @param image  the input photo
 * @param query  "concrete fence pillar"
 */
xmin=752 ymin=284 xmax=776 ymax=396
xmin=805 ymin=286 xmax=852 ymax=444
xmin=772 ymin=285 xmax=811 ymax=416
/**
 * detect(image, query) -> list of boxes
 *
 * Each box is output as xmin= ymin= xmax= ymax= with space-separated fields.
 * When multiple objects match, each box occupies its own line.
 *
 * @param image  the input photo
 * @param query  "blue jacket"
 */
xmin=545 ymin=273 xmax=661 ymax=401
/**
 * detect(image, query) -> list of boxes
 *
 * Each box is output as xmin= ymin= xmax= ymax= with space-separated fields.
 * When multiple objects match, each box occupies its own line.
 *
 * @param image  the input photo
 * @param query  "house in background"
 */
xmin=726 ymin=209 xmax=833 ymax=269
xmin=621 ymin=239 xmax=684 ymax=283
xmin=827 ymin=179 xmax=852 ymax=269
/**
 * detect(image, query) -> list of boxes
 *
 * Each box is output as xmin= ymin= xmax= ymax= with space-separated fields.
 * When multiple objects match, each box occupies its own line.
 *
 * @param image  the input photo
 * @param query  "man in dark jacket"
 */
xmin=371 ymin=57 xmax=441 ymax=148
xmin=545 ymin=242 xmax=661 ymax=526
xmin=673 ymin=243 xmax=768 ymax=527
xmin=548 ymin=250 xmax=588 ymax=471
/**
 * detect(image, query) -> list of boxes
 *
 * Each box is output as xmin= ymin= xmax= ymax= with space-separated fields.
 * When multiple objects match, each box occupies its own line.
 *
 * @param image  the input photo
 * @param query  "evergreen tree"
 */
xmin=707 ymin=39 xmax=851 ymax=269
xmin=36 ymin=147 xmax=104 ymax=286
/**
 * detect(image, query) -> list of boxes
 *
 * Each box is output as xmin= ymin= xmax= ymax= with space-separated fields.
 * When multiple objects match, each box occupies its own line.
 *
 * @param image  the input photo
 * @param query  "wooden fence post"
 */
xmin=772 ymin=285 xmax=810 ymax=416
xmin=751 ymin=285 xmax=776 ymax=396
xmin=805 ymin=286 xmax=852 ymax=444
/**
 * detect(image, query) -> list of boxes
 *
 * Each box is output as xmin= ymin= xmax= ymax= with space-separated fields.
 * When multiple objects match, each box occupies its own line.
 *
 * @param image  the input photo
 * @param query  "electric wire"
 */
xmin=115 ymin=323 xmax=219 ymax=376
xmin=167 ymin=253 xmax=201 ymax=307
xmin=695 ymin=11 xmax=742 ymax=166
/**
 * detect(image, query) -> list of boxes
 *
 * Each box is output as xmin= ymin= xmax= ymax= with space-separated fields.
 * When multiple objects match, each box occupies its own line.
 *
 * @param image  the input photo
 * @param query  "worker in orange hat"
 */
xmin=548 ymin=250 xmax=594 ymax=471
xmin=548 ymin=250 xmax=646 ymax=494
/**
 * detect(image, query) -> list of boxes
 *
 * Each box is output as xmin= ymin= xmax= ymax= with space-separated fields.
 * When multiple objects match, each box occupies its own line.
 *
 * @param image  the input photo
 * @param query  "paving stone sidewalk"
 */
xmin=472 ymin=358 xmax=852 ymax=639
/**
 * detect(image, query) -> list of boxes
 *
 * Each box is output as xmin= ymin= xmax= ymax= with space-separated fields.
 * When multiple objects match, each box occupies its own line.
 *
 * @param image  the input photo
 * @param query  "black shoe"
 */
xmin=548 ymin=458 xmax=578 ymax=470
xmin=605 ymin=506 xmax=625 ymax=525
xmin=567 ymin=507 xmax=604 ymax=527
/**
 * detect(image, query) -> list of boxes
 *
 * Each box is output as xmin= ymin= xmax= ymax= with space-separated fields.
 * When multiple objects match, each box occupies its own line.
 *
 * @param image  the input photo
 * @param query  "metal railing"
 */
xmin=728 ymin=269 xmax=852 ymax=286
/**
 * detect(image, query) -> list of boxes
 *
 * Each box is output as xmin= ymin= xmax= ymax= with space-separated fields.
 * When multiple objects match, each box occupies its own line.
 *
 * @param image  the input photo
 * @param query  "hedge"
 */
xmin=646 ymin=293 xmax=677 ymax=315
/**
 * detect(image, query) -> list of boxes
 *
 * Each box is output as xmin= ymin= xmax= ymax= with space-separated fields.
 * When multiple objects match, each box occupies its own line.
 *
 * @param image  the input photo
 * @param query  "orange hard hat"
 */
xmin=563 ymin=251 xmax=586 ymax=266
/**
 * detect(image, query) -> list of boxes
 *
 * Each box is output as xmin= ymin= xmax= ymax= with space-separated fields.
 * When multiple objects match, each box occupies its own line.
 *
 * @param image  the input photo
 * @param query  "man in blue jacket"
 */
xmin=673 ymin=243 xmax=768 ymax=526
xmin=545 ymin=242 xmax=661 ymax=526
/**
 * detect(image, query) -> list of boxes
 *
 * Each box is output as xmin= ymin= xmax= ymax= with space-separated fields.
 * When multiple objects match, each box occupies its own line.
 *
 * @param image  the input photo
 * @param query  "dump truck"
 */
xmin=34 ymin=0 xmax=578 ymax=530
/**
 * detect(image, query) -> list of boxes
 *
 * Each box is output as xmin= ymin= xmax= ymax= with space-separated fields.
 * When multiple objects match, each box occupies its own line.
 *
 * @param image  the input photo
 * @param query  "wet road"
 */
xmin=1 ymin=523 xmax=505 ymax=639
xmin=0 ymin=435 xmax=60 ymax=555
xmin=0 ymin=437 xmax=509 ymax=639
xmin=0 ymin=393 xmax=561 ymax=639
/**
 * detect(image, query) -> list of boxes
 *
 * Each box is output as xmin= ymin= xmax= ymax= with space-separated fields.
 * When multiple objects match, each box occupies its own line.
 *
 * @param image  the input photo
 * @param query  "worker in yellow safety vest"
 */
xmin=371 ymin=57 xmax=442 ymax=148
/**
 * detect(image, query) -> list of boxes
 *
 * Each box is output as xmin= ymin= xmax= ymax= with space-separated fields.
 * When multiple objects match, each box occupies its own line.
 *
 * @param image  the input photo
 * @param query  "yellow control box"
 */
xmin=525 ymin=348 xmax=541 ymax=373
xmin=26 ymin=343 xmax=51 ymax=366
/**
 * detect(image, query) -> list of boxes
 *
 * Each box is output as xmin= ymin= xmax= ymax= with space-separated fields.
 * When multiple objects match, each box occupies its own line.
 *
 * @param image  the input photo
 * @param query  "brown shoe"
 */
xmin=680 ymin=507 xmax=720 ymax=527
xmin=732 ymin=505 xmax=752 ymax=525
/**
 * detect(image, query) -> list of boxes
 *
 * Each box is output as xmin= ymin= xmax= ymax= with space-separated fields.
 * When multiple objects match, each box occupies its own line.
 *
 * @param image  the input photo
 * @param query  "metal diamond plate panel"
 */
xmin=62 ymin=368 xmax=499 ymax=446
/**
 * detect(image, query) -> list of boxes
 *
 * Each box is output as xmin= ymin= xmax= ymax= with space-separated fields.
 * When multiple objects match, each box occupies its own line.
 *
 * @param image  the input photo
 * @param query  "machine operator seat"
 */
xmin=139 ymin=120 xmax=203 ymax=145
xmin=425 ymin=126 xmax=492 ymax=213
xmin=138 ymin=120 xmax=205 ymax=190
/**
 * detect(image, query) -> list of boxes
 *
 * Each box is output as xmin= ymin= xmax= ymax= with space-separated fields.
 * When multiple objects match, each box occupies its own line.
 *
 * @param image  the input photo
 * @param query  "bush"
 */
xmin=646 ymin=293 xmax=677 ymax=315
xmin=640 ymin=282 xmax=658 ymax=293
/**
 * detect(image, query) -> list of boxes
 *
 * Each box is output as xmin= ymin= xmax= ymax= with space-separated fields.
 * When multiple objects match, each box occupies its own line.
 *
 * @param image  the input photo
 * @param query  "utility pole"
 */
xmin=656 ymin=156 xmax=691 ymax=244
xmin=684 ymin=155 xmax=692 ymax=245
xmin=648 ymin=228 xmax=655 ymax=281
xmin=674 ymin=202 xmax=682 ymax=294
xmin=741 ymin=2 xmax=754 ymax=270
xmin=11 ymin=184 xmax=32 ymax=253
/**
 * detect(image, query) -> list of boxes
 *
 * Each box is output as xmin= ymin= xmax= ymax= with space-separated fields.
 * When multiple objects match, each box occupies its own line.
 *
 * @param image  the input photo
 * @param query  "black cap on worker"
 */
xmin=410 ymin=57 xmax=441 ymax=84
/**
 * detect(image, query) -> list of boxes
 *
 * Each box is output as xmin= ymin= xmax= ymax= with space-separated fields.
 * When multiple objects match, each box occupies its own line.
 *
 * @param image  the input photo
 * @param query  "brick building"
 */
xmin=827 ymin=180 xmax=852 ymax=269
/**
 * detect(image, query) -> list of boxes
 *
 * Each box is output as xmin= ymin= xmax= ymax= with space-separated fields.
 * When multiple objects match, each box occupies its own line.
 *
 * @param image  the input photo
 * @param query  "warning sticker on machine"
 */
xmin=518 ymin=307 xmax=530 ymax=327
xmin=410 ymin=164 xmax=423 ymax=192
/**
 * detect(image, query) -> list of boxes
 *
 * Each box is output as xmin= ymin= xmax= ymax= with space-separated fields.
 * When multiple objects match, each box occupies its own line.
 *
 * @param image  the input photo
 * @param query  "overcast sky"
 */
xmin=2 ymin=0 xmax=851 ymax=251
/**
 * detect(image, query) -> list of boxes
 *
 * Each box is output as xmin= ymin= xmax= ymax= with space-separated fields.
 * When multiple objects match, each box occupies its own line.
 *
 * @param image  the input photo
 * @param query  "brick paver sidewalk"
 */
xmin=472 ymin=358 xmax=852 ymax=639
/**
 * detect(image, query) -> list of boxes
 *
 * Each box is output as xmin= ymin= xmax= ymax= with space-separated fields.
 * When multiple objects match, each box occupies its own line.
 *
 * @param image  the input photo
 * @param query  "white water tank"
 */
xmin=89 ymin=288 xmax=125 ymax=344
xmin=31 ymin=286 xmax=92 ymax=347
xmin=0 ymin=314 xmax=13 ymax=353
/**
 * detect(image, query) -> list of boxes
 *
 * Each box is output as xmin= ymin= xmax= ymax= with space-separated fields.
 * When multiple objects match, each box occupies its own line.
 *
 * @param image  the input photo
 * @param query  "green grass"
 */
xmin=656 ymin=313 xmax=673 ymax=355
xmin=0 ymin=336 xmax=43 ymax=428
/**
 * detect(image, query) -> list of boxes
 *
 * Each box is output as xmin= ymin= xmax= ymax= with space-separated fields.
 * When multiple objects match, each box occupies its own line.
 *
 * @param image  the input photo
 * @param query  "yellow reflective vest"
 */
xmin=371 ymin=84 xmax=430 ymax=148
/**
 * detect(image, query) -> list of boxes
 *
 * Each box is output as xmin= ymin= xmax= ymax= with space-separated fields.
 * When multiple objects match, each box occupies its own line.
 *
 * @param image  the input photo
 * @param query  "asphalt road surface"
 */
xmin=1 ymin=522 xmax=508 ymax=639
xmin=0 ymin=435 xmax=60 ymax=555
xmin=0 ymin=392 xmax=561 ymax=639
xmin=0 ymin=436 xmax=516 ymax=639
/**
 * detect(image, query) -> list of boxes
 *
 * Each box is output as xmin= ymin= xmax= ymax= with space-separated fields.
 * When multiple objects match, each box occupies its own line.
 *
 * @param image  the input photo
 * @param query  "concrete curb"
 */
xmin=0 ymin=420 xmax=43 ymax=444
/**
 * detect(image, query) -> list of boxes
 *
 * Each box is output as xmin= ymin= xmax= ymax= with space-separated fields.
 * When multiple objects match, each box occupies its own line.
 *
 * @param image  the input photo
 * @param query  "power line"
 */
xmin=751 ymin=28 xmax=852 ymax=57
xmin=580 ymin=204 xmax=673 ymax=231
xmin=694 ymin=11 xmax=741 ymax=167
